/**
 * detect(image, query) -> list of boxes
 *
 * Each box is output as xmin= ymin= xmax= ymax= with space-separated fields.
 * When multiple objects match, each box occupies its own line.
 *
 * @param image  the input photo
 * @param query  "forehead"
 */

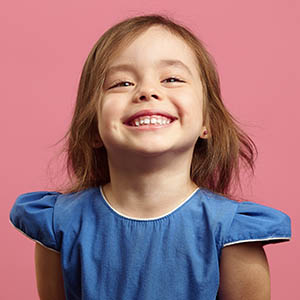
xmin=107 ymin=26 xmax=199 ymax=76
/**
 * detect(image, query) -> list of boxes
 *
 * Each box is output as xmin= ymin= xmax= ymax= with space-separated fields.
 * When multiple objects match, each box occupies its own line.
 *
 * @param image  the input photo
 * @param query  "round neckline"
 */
xmin=98 ymin=186 xmax=200 ymax=222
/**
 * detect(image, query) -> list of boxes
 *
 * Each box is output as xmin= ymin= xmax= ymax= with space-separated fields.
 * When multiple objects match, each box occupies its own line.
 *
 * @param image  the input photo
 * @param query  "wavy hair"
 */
xmin=50 ymin=14 xmax=257 ymax=199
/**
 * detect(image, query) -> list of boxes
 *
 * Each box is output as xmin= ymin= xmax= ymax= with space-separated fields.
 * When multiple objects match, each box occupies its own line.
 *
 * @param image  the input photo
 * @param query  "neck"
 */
xmin=102 ymin=150 xmax=198 ymax=219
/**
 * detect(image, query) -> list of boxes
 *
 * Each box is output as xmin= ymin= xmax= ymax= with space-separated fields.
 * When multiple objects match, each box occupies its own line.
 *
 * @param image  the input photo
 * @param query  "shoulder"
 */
xmin=51 ymin=187 xmax=101 ymax=237
xmin=10 ymin=186 xmax=100 ymax=220
xmin=54 ymin=186 xmax=100 ymax=215
xmin=9 ymin=187 xmax=101 ymax=251
xmin=10 ymin=190 xmax=62 ymax=251
xmin=196 ymin=188 xmax=240 ymax=223
xmin=196 ymin=189 xmax=291 ymax=252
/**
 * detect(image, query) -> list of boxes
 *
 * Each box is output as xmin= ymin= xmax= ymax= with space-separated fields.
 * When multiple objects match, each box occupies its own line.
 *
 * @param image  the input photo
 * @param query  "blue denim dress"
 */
xmin=10 ymin=187 xmax=291 ymax=299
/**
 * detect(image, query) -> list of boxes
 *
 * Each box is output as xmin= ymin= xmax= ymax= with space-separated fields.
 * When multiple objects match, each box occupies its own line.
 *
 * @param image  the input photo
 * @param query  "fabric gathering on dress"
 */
xmin=10 ymin=186 xmax=291 ymax=300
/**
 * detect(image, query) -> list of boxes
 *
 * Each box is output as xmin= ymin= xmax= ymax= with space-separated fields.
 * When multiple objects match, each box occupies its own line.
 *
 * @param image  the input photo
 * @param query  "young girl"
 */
xmin=10 ymin=14 xmax=291 ymax=300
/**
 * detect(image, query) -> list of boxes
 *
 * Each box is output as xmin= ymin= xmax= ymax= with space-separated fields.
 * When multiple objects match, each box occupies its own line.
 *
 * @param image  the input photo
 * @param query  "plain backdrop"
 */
xmin=1 ymin=0 xmax=299 ymax=299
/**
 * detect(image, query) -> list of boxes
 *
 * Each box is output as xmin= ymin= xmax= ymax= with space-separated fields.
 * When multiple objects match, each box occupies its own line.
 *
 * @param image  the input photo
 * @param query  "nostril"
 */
xmin=139 ymin=94 xmax=159 ymax=100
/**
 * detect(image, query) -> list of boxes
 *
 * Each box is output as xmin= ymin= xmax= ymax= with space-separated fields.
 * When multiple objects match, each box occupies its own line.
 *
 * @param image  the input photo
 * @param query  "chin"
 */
xmin=132 ymin=146 xmax=172 ymax=157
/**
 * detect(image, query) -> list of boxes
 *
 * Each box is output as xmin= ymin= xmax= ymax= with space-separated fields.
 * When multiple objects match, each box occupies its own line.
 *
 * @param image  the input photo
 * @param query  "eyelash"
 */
xmin=109 ymin=77 xmax=184 ymax=89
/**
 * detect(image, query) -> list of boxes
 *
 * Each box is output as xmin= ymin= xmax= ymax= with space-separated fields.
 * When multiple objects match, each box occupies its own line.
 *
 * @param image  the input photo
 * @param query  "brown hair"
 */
xmin=50 ymin=13 xmax=257 ymax=199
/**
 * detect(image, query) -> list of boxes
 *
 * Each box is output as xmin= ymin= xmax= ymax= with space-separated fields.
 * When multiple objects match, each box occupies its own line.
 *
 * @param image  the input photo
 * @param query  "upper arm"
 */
xmin=218 ymin=242 xmax=270 ymax=300
xmin=35 ymin=243 xmax=66 ymax=300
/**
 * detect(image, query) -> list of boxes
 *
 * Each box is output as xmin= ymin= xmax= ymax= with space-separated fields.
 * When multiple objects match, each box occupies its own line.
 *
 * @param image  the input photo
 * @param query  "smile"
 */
xmin=129 ymin=115 xmax=172 ymax=127
xmin=123 ymin=109 xmax=178 ymax=127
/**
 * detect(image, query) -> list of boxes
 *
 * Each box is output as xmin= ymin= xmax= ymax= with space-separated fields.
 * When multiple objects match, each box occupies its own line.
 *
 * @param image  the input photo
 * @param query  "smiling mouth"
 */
xmin=123 ymin=110 xmax=178 ymax=127
xmin=127 ymin=115 xmax=174 ymax=127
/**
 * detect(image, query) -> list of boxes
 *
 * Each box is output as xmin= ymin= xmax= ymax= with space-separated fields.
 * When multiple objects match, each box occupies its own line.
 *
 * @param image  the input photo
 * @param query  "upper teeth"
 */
xmin=131 ymin=115 xmax=171 ymax=127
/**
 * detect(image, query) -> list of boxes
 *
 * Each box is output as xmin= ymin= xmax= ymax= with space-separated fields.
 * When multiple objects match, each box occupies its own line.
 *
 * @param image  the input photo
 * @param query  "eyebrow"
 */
xmin=107 ymin=59 xmax=193 ymax=76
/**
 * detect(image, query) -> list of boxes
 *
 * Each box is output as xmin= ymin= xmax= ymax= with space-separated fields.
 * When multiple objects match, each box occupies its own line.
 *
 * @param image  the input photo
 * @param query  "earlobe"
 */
xmin=200 ymin=127 xmax=208 ymax=139
xmin=92 ymin=136 xmax=104 ymax=148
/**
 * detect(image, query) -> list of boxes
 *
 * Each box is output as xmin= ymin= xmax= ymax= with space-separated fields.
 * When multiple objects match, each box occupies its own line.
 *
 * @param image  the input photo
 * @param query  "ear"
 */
xmin=92 ymin=136 xmax=103 ymax=148
xmin=200 ymin=127 xmax=209 ymax=139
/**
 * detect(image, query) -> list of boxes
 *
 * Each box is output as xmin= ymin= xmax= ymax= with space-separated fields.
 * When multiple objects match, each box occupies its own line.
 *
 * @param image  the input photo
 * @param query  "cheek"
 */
xmin=190 ymin=99 xmax=204 ymax=131
xmin=179 ymin=92 xmax=204 ymax=134
xmin=172 ymin=89 xmax=203 ymax=118
xmin=98 ymin=96 xmax=125 ymax=131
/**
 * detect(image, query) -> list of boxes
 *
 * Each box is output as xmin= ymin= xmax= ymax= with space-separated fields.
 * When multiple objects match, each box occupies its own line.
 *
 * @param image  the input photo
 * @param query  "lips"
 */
xmin=123 ymin=109 xmax=178 ymax=125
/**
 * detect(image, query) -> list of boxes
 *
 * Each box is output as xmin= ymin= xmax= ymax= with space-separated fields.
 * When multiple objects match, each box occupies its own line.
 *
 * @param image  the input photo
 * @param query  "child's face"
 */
xmin=97 ymin=25 xmax=206 ymax=158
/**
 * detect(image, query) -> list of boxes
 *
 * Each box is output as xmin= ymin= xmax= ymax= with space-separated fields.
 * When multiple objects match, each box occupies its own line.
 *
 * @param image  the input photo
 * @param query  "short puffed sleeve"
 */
xmin=9 ymin=191 xmax=61 ymax=252
xmin=222 ymin=201 xmax=291 ymax=247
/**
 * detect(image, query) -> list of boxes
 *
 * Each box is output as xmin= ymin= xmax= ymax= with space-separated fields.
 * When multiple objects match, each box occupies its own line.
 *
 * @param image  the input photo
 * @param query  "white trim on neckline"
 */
xmin=99 ymin=186 xmax=199 ymax=221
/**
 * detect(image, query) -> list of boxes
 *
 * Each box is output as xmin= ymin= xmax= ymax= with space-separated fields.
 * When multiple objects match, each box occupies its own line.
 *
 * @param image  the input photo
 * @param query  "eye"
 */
xmin=163 ymin=77 xmax=185 ymax=83
xmin=109 ymin=81 xmax=134 ymax=89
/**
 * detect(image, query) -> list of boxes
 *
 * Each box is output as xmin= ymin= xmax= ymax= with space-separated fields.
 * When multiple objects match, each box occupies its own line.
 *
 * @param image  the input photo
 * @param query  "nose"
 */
xmin=134 ymin=81 xmax=162 ymax=102
xmin=139 ymin=93 xmax=159 ymax=101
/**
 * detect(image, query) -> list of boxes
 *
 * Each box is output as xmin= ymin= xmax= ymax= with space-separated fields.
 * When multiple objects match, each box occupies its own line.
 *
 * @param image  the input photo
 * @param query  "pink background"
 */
xmin=1 ymin=0 xmax=299 ymax=298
